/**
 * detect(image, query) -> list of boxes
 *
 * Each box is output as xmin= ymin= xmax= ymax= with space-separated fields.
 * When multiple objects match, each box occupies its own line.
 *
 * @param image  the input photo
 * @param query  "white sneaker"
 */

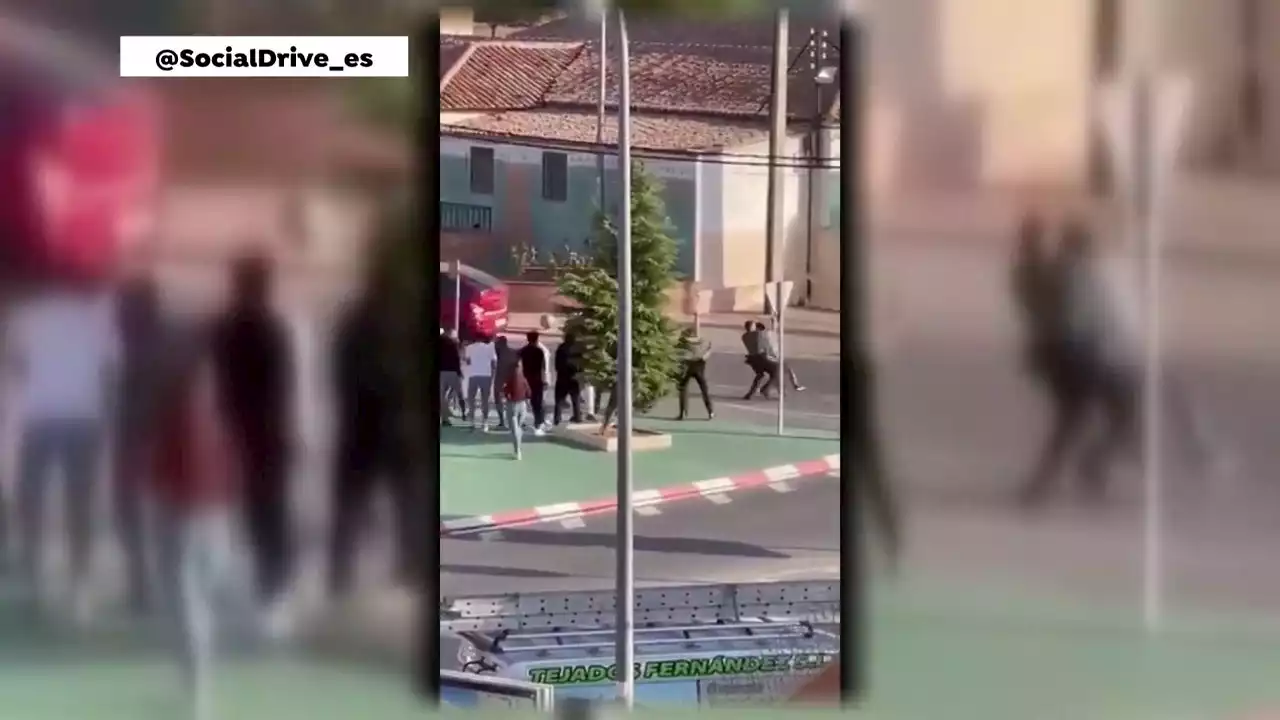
xmin=481 ymin=423 xmax=490 ymax=433
xmin=533 ymin=428 xmax=546 ymax=437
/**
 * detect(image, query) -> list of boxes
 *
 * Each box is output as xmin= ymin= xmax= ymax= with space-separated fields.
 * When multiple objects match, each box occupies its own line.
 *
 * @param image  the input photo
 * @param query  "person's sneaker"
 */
xmin=794 ymin=385 xmax=807 ymax=392
xmin=708 ymin=412 xmax=715 ymax=420
xmin=514 ymin=449 xmax=522 ymax=460
xmin=533 ymin=427 xmax=546 ymax=437
xmin=481 ymin=423 xmax=490 ymax=433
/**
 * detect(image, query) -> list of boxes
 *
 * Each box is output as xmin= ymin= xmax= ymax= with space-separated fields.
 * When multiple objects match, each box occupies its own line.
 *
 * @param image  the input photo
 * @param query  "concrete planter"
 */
xmin=551 ymin=423 xmax=673 ymax=453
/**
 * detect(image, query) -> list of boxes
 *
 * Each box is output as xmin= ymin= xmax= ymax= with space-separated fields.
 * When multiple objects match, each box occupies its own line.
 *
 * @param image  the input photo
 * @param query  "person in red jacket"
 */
xmin=502 ymin=358 xmax=531 ymax=460
xmin=148 ymin=341 xmax=254 ymax=720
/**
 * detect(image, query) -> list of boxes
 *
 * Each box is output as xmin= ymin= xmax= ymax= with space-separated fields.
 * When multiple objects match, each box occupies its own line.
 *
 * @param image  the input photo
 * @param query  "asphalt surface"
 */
xmin=440 ymin=471 xmax=841 ymax=670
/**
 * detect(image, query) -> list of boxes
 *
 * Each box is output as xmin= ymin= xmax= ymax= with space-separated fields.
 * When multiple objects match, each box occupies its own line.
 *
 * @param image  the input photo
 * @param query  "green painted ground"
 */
xmin=440 ymin=418 xmax=839 ymax=518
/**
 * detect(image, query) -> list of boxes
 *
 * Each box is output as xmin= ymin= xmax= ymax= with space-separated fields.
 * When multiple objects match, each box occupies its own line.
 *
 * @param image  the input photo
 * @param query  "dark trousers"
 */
xmin=679 ymin=360 xmax=714 ymax=417
xmin=526 ymin=376 xmax=547 ymax=426
xmin=328 ymin=431 xmax=414 ymax=597
xmin=744 ymin=355 xmax=778 ymax=398
xmin=239 ymin=441 xmax=293 ymax=603
xmin=1020 ymin=357 xmax=1138 ymax=504
xmin=554 ymin=377 xmax=582 ymax=425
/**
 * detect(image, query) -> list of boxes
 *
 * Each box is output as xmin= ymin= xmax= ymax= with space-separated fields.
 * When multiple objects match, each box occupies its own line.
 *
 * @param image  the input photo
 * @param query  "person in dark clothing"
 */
xmin=553 ymin=333 xmax=583 ymax=426
xmin=757 ymin=321 xmax=805 ymax=392
xmin=1017 ymin=221 xmax=1140 ymax=506
xmin=677 ymin=331 xmax=715 ymax=420
xmin=210 ymin=253 xmax=296 ymax=614
xmin=327 ymin=283 xmax=415 ymax=599
xmin=740 ymin=320 xmax=776 ymax=400
xmin=492 ymin=336 xmax=518 ymax=429
xmin=519 ymin=331 xmax=549 ymax=433
xmin=438 ymin=329 xmax=463 ymax=426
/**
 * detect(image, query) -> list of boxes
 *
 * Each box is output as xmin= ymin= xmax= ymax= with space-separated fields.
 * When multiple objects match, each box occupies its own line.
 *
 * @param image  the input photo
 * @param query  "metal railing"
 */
xmin=442 ymin=201 xmax=493 ymax=231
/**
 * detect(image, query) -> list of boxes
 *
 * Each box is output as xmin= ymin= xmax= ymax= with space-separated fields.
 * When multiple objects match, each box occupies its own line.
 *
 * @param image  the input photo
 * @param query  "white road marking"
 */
xmin=717 ymin=402 xmax=841 ymax=419
xmin=769 ymin=481 xmax=794 ymax=493
xmin=695 ymin=477 xmax=736 ymax=493
xmin=704 ymin=494 xmax=732 ymax=505
xmin=478 ymin=531 xmax=504 ymax=542
xmin=636 ymin=505 xmax=662 ymax=516
xmin=559 ymin=517 xmax=586 ymax=529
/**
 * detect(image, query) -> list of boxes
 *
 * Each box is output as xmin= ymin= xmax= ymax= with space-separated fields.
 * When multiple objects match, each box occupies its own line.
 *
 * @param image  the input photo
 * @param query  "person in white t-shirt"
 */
xmin=464 ymin=335 xmax=497 ymax=431
xmin=3 ymin=278 xmax=120 ymax=620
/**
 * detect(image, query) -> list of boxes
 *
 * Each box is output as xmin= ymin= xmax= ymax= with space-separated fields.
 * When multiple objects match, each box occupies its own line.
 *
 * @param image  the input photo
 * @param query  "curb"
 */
xmin=439 ymin=453 xmax=840 ymax=535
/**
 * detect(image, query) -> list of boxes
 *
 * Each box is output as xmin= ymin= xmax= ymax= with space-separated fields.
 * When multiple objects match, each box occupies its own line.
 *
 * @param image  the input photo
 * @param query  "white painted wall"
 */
xmin=695 ymin=135 xmax=809 ymax=310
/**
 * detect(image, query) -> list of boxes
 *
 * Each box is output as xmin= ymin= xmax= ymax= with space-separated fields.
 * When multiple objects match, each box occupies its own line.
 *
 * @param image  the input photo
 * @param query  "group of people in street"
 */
xmin=437 ymin=328 xmax=594 ymax=459
xmin=1011 ymin=214 xmax=1224 ymax=507
xmin=0 ymin=252 xmax=419 ymax=719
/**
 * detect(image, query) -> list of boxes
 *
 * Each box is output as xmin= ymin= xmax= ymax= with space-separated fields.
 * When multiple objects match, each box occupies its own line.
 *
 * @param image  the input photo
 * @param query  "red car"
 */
xmin=440 ymin=263 xmax=508 ymax=340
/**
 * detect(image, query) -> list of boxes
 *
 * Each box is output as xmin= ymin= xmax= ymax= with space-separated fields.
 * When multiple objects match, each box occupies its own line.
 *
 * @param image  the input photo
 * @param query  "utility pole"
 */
xmin=764 ymin=9 xmax=789 ymax=436
xmin=612 ymin=7 xmax=635 ymax=709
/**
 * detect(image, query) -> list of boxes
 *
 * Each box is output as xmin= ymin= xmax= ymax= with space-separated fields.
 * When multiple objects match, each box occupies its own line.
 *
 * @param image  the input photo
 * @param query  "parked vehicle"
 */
xmin=440 ymin=262 xmax=508 ymax=340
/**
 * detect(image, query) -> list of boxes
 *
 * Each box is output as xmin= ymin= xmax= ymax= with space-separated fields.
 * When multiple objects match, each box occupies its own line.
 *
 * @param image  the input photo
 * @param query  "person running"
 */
xmin=210 ymin=253 xmax=296 ymax=631
xmin=438 ymin=328 xmax=464 ymax=426
xmin=740 ymin=320 xmax=776 ymax=400
xmin=464 ymin=335 xmax=497 ymax=431
xmin=503 ymin=357 xmax=532 ymax=460
xmin=553 ymin=332 xmax=583 ymax=426
xmin=758 ymin=321 xmax=805 ymax=392
xmin=492 ymin=336 xmax=518 ymax=430
xmin=4 ymin=275 xmax=117 ymax=622
xmin=519 ymin=331 xmax=550 ymax=435
xmin=149 ymin=336 xmax=258 ymax=720
xmin=328 ymin=279 xmax=414 ymax=600
xmin=677 ymin=330 xmax=715 ymax=420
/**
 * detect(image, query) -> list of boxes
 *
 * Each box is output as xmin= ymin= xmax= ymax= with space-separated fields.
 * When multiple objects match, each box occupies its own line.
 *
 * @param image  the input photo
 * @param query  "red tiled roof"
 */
xmin=545 ymin=43 xmax=830 ymax=119
xmin=443 ymin=109 xmax=768 ymax=153
xmin=441 ymin=40 xmax=584 ymax=112
xmin=440 ymin=35 xmax=474 ymax=80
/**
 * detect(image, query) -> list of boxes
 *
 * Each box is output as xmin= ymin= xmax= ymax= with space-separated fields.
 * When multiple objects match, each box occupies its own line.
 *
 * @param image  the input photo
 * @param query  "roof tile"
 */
xmin=441 ymin=41 xmax=583 ymax=111
xmin=443 ymin=109 xmax=768 ymax=153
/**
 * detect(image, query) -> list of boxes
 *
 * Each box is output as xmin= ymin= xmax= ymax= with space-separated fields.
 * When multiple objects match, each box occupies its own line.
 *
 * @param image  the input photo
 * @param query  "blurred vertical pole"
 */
xmin=766 ymin=9 xmax=789 ymax=435
xmin=838 ymin=9 xmax=873 ymax=705
xmin=613 ymin=7 xmax=635 ymax=709
xmin=414 ymin=11 xmax=443 ymax=703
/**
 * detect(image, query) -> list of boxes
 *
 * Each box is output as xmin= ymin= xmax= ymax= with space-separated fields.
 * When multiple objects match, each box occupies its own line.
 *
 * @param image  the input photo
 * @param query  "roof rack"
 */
xmin=440 ymin=580 xmax=840 ymax=635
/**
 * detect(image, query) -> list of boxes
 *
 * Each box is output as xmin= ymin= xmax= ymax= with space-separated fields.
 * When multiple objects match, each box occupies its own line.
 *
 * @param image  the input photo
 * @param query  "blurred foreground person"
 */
xmin=328 ymin=274 xmax=414 ymax=599
xmin=114 ymin=274 xmax=168 ymax=614
xmin=5 ymin=276 xmax=117 ymax=621
xmin=503 ymin=356 xmax=532 ymax=460
xmin=211 ymin=254 xmax=296 ymax=629
xmin=149 ymin=338 xmax=259 ymax=720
